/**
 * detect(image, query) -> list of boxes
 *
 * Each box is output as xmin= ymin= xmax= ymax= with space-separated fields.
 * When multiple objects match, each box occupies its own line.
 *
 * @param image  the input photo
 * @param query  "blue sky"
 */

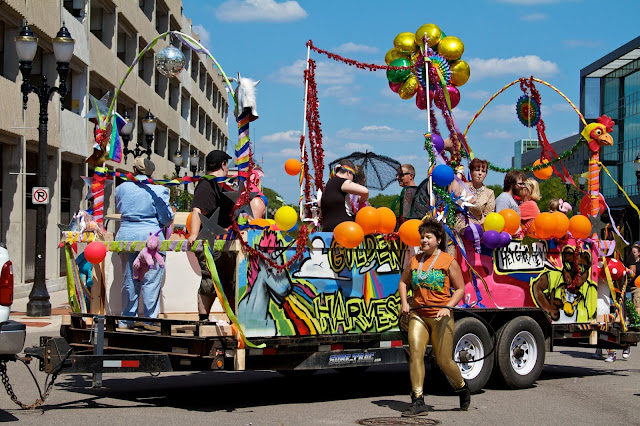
xmin=183 ymin=0 xmax=640 ymax=204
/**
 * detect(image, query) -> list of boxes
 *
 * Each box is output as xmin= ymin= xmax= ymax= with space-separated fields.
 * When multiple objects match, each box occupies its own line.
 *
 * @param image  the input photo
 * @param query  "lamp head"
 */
xmin=120 ymin=111 xmax=135 ymax=136
xmin=172 ymin=149 xmax=184 ymax=167
xmin=53 ymin=22 xmax=74 ymax=63
xmin=14 ymin=22 xmax=38 ymax=62
xmin=142 ymin=111 xmax=156 ymax=135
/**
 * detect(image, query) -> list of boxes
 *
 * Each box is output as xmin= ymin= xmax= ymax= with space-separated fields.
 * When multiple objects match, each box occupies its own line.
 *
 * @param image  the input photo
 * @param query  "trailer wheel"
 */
xmin=453 ymin=317 xmax=493 ymax=392
xmin=495 ymin=316 xmax=545 ymax=389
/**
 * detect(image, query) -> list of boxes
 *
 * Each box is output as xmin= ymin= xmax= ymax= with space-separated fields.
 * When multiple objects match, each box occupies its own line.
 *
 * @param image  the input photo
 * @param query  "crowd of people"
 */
xmin=110 ymin=151 xmax=640 ymax=416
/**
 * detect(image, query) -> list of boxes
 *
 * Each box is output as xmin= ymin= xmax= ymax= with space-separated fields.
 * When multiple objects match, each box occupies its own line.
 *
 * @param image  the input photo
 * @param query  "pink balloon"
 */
xmin=389 ymin=81 xmax=401 ymax=93
xmin=416 ymin=85 xmax=427 ymax=110
xmin=430 ymin=86 xmax=461 ymax=110
xmin=447 ymin=85 xmax=460 ymax=109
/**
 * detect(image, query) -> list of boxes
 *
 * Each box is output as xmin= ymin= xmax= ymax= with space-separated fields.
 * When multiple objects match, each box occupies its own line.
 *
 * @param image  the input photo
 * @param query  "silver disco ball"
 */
xmin=155 ymin=46 xmax=186 ymax=78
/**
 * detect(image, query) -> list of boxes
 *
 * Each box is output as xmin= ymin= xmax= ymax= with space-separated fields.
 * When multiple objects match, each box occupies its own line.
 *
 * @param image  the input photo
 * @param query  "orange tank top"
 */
xmin=409 ymin=250 xmax=454 ymax=318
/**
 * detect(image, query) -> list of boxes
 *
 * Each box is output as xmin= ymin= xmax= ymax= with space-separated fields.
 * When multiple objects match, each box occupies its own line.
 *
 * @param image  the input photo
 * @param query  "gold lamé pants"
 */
xmin=408 ymin=312 xmax=464 ymax=397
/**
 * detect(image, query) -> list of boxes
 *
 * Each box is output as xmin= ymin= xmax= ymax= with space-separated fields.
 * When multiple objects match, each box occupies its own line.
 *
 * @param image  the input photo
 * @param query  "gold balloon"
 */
xmin=437 ymin=36 xmax=464 ymax=61
xmin=398 ymin=75 xmax=419 ymax=100
xmin=394 ymin=32 xmax=418 ymax=54
xmin=385 ymin=48 xmax=406 ymax=65
xmin=414 ymin=23 xmax=442 ymax=49
xmin=410 ymin=51 xmax=422 ymax=65
xmin=449 ymin=59 xmax=471 ymax=87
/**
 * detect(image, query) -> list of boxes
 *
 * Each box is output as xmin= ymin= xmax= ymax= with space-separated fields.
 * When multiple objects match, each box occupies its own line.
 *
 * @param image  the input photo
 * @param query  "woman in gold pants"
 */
xmin=398 ymin=217 xmax=470 ymax=417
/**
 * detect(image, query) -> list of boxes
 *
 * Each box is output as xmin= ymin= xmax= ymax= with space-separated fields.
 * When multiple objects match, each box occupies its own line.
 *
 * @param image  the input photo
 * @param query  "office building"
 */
xmin=0 ymin=0 xmax=230 ymax=296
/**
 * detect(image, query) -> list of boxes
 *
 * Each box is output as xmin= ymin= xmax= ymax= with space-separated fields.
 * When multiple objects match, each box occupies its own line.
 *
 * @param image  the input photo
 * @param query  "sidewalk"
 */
xmin=10 ymin=289 xmax=70 ymax=330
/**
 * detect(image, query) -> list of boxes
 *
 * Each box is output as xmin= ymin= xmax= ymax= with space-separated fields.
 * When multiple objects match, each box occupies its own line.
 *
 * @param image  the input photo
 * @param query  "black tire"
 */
xmin=452 ymin=317 xmax=494 ymax=392
xmin=495 ymin=316 xmax=545 ymax=389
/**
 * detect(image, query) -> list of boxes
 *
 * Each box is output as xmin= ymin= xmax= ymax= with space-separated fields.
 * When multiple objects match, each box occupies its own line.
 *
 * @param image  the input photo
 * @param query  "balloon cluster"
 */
xmin=385 ymin=23 xmax=470 ymax=111
xmin=333 ymin=207 xmax=398 ymax=248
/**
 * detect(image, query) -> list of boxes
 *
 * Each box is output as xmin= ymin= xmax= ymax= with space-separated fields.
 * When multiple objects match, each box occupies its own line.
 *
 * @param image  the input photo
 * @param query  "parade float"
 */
xmin=18 ymin=23 xmax=640 ymax=399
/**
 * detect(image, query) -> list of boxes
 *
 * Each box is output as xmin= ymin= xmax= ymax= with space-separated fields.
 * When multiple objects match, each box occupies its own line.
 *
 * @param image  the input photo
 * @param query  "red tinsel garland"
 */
xmin=307 ymin=40 xmax=418 ymax=72
xmin=305 ymin=59 xmax=325 ymax=195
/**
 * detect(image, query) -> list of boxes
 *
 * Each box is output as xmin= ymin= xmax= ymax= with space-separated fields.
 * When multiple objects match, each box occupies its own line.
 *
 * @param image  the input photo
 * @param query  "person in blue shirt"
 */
xmin=115 ymin=157 xmax=174 ymax=328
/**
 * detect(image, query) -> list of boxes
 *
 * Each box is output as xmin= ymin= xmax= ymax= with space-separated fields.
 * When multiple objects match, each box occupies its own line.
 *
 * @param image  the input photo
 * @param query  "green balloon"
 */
xmin=387 ymin=58 xmax=411 ymax=83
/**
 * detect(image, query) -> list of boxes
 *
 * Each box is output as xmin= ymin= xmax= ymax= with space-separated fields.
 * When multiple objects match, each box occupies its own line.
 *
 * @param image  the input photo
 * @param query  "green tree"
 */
xmin=537 ymin=177 xmax=568 ymax=213
xmin=487 ymin=184 xmax=503 ymax=199
xmin=164 ymin=174 xmax=193 ymax=212
xmin=369 ymin=193 xmax=398 ymax=209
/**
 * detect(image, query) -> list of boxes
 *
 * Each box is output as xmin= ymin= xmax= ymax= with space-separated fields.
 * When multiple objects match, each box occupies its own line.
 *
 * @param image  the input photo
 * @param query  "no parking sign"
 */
xmin=32 ymin=187 xmax=49 ymax=205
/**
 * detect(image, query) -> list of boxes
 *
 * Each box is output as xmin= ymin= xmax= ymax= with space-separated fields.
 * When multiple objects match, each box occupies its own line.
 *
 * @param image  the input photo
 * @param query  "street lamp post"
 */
xmin=119 ymin=111 xmax=137 ymax=163
xmin=16 ymin=22 xmax=74 ymax=316
xmin=189 ymin=149 xmax=199 ymax=177
xmin=142 ymin=111 xmax=156 ymax=159
xmin=172 ymin=148 xmax=183 ymax=177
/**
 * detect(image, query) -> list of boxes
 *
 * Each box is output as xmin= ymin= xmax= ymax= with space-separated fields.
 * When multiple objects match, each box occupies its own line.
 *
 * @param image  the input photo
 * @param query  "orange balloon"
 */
xmin=284 ymin=158 xmax=302 ymax=176
xmin=525 ymin=221 xmax=537 ymax=238
xmin=499 ymin=208 xmax=520 ymax=236
xmin=377 ymin=207 xmax=397 ymax=234
xmin=635 ymin=275 xmax=640 ymax=289
xmin=534 ymin=212 xmax=555 ymax=239
xmin=569 ymin=214 xmax=592 ymax=239
xmin=333 ymin=221 xmax=365 ymax=249
xmin=355 ymin=206 xmax=380 ymax=234
xmin=250 ymin=218 xmax=271 ymax=228
xmin=551 ymin=211 xmax=570 ymax=238
xmin=533 ymin=159 xmax=553 ymax=180
xmin=578 ymin=193 xmax=606 ymax=216
xmin=185 ymin=212 xmax=192 ymax=238
xmin=398 ymin=219 xmax=422 ymax=247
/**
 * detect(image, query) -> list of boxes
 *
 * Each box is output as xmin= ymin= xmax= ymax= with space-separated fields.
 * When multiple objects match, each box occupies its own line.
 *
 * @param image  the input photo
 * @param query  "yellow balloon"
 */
xmin=274 ymin=206 xmax=297 ymax=231
xmin=398 ymin=75 xmax=419 ymax=100
xmin=449 ymin=59 xmax=471 ymax=87
xmin=484 ymin=213 xmax=505 ymax=233
xmin=385 ymin=48 xmax=406 ymax=65
xmin=437 ymin=36 xmax=465 ymax=61
xmin=414 ymin=23 xmax=442 ymax=49
xmin=393 ymin=32 xmax=418 ymax=54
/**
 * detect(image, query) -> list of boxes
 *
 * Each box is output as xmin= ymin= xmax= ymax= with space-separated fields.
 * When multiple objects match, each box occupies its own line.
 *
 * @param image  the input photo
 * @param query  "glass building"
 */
xmin=580 ymin=36 xmax=640 ymax=241
xmin=513 ymin=139 xmax=540 ymax=169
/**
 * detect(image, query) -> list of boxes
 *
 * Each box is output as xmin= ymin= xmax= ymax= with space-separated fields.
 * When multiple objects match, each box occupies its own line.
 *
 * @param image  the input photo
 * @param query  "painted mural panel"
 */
xmin=237 ymin=230 xmax=406 ymax=338
xmin=236 ymin=230 xmax=603 ymax=338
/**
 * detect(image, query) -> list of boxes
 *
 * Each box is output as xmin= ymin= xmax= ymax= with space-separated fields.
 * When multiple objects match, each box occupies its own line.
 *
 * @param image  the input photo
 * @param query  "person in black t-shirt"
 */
xmin=188 ymin=150 xmax=236 ymax=323
xmin=321 ymin=159 xmax=368 ymax=232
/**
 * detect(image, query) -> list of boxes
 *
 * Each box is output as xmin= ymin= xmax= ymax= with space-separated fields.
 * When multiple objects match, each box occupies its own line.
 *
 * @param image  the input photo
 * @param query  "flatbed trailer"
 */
xmin=26 ymin=230 xmax=640 ymax=392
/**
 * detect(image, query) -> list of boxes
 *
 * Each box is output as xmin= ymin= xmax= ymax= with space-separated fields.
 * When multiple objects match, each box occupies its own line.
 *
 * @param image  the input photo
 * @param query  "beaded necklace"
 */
xmin=417 ymin=249 xmax=441 ymax=280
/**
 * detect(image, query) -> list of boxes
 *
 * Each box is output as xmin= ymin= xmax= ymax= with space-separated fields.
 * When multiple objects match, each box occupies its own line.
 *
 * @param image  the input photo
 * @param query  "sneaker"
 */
xmin=623 ymin=346 xmax=631 ymax=359
xmin=401 ymin=394 xmax=429 ymax=417
xmin=455 ymin=382 xmax=471 ymax=411
xmin=605 ymin=351 xmax=616 ymax=362
xmin=592 ymin=348 xmax=603 ymax=359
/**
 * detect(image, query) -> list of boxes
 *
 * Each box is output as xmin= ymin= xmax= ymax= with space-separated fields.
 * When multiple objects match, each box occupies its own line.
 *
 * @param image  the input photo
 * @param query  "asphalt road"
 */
xmin=1 ymin=325 xmax=639 ymax=425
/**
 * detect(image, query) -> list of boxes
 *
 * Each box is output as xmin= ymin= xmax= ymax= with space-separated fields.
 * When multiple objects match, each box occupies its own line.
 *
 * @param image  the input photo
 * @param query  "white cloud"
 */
xmin=192 ymin=25 xmax=210 ymax=47
xmin=260 ymin=130 xmax=301 ymax=143
xmin=362 ymin=125 xmax=393 ymax=132
xmin=270 ymin=60 xmax=355 ymax=86
xmin=333 ymin=42 xmax=378 ymax=54
xmin=321 ymin=85 xmax=361 ymax=106
xmin=563 ymin=40 xmax=603 ymax=49
xmin=345 ymin=142 xmax=374 ymax=151
xmin=215 ymin=0 xmax=307 ymax=22
xmin=465 ymin=90 xmax=492 ymax=100
xmin=467 ymin=56 xmax=559 ymax=79
xmin=268 ymin=147 xmax=301 ymax=157
xmin=520 ymin=13 xmax=547 ymax=21
xmin=336 ymin=125 xmax=421 ymax=142
xmin=484 ymin=130 xmax=512 ymax=139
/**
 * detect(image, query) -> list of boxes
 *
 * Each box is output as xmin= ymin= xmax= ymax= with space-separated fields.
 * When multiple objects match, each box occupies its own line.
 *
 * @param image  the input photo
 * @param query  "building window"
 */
xmin=181 ymin=90 xmax=190 ymax=120
xmin=138 ymin=38 xmax=153 ymax=86
xmin=117 ymin=17 xmax=136 ymax=66
xmin=155 ymin=68 xmax=168 ymax=99
xmin=140 ymin=0 xmax=154 ymax=21
xmin=191 ymin=55 xmax=199 ymax=82
xmin=156 ymin=4 xmax=169 ymax=34
xmin=63 ymin=0 xmax=84 ymax=18
xmin=90 ymin=5 xmax=115 ymax=49
xmin=169 ymin=79 xmax=179 ymax=110
xmin=584 ymin=78 xmax=601 ymax=120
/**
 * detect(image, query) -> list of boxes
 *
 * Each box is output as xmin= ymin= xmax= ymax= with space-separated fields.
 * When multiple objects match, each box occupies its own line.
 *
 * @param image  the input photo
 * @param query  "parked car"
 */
xmin=0 ymin=242 xmax=25 ymax=356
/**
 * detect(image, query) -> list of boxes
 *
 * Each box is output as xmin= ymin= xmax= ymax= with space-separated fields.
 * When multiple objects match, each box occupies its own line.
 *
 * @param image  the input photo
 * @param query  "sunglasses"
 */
xmin=397 ymin=172 xmax=412 ymax=178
